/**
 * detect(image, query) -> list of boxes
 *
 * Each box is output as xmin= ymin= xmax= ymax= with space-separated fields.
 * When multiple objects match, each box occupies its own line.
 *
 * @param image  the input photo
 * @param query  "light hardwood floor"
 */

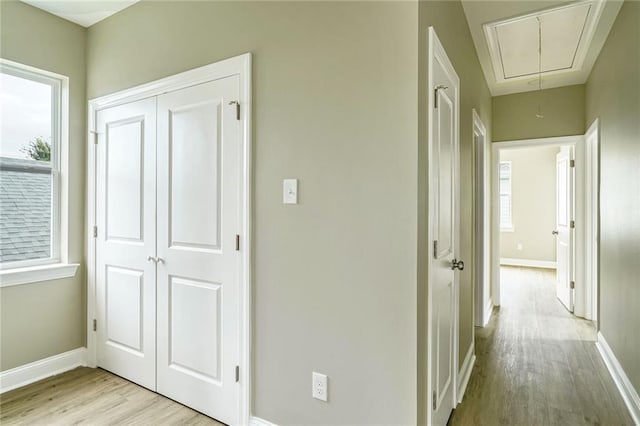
xmin=1 ymin=266 xmax=633 ymax=425
xmin=449 ymin=266 xmax=634 ymax=426
xmin=0 ymin=367 xmax=223 ymax=425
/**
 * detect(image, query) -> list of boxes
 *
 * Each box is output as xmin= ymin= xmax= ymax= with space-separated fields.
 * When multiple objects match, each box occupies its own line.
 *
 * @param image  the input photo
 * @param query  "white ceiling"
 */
xmin=462 ymin=0 xmax=624 ymax=96
xmin=20 ymin=0 xmax=139 ymax=27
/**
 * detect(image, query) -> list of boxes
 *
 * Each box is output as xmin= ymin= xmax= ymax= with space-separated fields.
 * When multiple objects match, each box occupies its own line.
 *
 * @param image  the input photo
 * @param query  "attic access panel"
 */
xmin=483 ymin=1 xmax=604 ymax=83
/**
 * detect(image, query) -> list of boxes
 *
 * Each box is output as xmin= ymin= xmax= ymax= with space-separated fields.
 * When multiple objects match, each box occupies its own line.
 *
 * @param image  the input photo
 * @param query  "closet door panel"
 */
xmin=156 ymin=75 xmax=241 ymax=425
xmin=95 ymin=98 xmax=157 ymax=390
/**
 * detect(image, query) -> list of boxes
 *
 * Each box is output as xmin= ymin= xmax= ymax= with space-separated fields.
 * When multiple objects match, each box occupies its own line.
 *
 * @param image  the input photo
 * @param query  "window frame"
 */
xmin=499 ymin=160 xmax=514 ymax=231
xmin=0 ymin=59 xmax=76 ymax=285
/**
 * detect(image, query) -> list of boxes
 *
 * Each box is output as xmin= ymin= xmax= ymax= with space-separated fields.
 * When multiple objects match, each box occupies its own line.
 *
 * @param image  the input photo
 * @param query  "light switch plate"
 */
xmin=283 ymin=179 xmax=298 ymax=204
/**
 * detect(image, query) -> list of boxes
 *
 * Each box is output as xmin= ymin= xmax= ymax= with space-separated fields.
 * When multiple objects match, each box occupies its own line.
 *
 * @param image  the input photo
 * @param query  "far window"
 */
xmin=0 ymin=63 xmax=62 ymax=268
xmin=499 ymin=161 xmax=513 ymax=230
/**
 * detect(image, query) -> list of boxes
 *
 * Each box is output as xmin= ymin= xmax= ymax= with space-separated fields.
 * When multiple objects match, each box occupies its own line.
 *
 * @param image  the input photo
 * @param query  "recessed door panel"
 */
xmin=436 ymin=281 xmax=453 ymax=398
xmin=106 ymin=266 xmax=143 ymax=353
xmin=436 ymin=90 xmax=454 ymax=257
xmin=169 ymin=101 xmax=221 ymax=250
xmin=106 ymin=119 xmax=144 ymax=242
xmin=169 ymin=277 xmax=221 ymax=382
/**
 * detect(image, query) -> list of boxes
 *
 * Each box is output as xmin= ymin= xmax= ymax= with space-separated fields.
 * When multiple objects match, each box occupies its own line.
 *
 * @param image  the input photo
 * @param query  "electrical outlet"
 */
xmin=312 ymin=372 xmax=328 ymax=402
xmin=517 ymin=243 xmax=523 ymax=251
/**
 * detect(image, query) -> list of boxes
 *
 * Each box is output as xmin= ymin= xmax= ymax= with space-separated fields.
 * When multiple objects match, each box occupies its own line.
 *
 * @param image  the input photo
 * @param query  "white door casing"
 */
xmin=490 ymin=135 xmax=594 ymax=320
xmin=584 ymin=120 xmax=599 ymax=321
xmin=88 ymin=54 xmax=252 ymax=425
xmin=156 ymin=76 xmax=241 ymax=425
xmin=472 ymin=109 xmax=491 ymax=327
xmin=95 ymin=98 xmax=157 ymax=390
xmin=428 ymin=27 xmax=460 ymax=426
xmin=556 ymin=145 xmax=575 ymax=312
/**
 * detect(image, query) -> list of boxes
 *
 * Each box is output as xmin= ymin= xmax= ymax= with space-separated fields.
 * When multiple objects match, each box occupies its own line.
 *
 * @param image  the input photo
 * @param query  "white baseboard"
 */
xmin=457 ymin=343 xmax=476 ymax=404
xmin=250 ymin=416 xmax=278 ymax=426
xmin=500 ymin=258 xmax=557 ymax=269
xmin=483 ymin=299 xmax=493 ymax=327
xmin=596 ymin=332 xmax=640 ymax=425
xmin=0 ymin=347 xmax=87 ymax=394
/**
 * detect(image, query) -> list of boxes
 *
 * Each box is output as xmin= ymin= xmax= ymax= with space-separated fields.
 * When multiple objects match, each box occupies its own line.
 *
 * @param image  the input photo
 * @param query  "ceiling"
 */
xmin=20 ymin=0 xmax=622 ymax=95
xmin=20 ymin=0 xmax=139 ymax=27
xmin=461 ymin=0 xmax=623 ymax=96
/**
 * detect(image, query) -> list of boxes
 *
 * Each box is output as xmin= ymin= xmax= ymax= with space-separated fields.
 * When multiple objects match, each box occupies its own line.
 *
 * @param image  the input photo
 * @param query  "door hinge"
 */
xmin=432 ymin=390 xmax=437 ymax=410
xmin=93 ymin=226 xmax=98 ymax=238
xmin=570 ymin=281 xmax=575 ymax=290
xmin=235 ymin=365 xmax=240 ymax=383
xmin=434 ymin=85 xmax=448 ymax=109
xmin=235 ymin=234 xmax=240 ymax=251
xmin=433 ymin=240 xmax=438 ymax=259
xmin=229 ymin=101 xmax=240 ymax=120
xmin=570 ymin=159 xmax=575 ymax=168
xmin=93 ymin=319 xmax=97 ymax=332
xmin=570 ymin=220 xmax=575 ymax=229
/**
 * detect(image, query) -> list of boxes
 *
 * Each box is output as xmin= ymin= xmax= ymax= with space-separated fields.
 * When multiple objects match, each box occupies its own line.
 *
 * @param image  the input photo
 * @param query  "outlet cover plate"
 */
xmin=312 ymin=372 xmax=328 ymax=402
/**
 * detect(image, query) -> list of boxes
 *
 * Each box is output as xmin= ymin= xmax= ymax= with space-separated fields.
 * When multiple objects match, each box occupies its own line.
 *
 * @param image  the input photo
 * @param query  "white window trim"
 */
xmin=499 ymin=160 xmax=513 ymax=231
xmin=0 ymin=59 xmax=77 ymax=286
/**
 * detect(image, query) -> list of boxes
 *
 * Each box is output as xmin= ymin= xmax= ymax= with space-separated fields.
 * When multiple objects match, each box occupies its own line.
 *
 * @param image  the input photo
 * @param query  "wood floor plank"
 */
xmin=449 ymin=266 xmax=634 ymax=426
xmin=0 ymin=368 xmax=223 ymax=425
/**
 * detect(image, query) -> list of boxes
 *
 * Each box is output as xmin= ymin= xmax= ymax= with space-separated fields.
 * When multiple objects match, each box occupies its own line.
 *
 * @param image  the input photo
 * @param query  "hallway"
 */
xmin=450 ymin=267 xmax=634 ymax=425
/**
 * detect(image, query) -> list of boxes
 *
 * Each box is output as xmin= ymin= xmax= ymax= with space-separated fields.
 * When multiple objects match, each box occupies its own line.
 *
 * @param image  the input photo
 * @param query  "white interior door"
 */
xmin=156 ymin=76 xmax=241 ymax=425
xmin=555 ymin=146 xmax=574 ymax=312
xmin=429 ymin=28 xmax=460 ymax=426
xmin=95 ymin=98 xmax=157 ymax=390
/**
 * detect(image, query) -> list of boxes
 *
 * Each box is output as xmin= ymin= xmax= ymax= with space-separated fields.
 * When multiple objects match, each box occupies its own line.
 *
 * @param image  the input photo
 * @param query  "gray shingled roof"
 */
xmin=0 ymin=157 xmax=52 ymax=263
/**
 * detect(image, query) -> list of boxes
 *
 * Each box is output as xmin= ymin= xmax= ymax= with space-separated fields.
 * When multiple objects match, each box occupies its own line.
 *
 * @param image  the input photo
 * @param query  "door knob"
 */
xmin=451 ymin=259 xmax=465 ymax=271
xmin=552 ymin=230 xmax=559 ymax=235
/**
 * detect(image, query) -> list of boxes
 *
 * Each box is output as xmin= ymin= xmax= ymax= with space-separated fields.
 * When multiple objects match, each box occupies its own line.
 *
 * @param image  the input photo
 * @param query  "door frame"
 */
xmin=490 ymin=134 xmax=598 ymax=319
xmin=584 ymin=119 xmax=599 ymax=322
xmin=472 ymin=109 xmax=491 ymax=327
xmin=86 ymin=53 xmax=252 ymax=425
xmin=427 ymin=26 xmax=461 ymax=425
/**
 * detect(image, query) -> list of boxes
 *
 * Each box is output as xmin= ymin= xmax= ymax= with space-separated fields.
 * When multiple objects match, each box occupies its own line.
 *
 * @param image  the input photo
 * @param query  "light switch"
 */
xmin=283 ymin=179 xmax=298 ymax=204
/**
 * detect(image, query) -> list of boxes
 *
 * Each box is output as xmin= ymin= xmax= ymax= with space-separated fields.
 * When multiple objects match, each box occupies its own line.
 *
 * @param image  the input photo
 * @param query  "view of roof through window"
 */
xmin=0 ymin=70 xmax=54 ymax=264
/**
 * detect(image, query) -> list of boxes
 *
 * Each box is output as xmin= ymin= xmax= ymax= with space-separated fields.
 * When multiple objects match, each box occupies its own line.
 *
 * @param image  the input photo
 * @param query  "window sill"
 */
xmin=0 ymin=263 xmax=79 ymax=288
xmin=500 ymin=226 xmax=515 ymax=233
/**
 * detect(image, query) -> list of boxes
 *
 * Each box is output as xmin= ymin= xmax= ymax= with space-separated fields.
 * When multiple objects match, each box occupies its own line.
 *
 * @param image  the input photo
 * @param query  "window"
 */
xmin=499 ymin=160 xmax=513 ymax=230
xmin=0 ymin=60 xmax=76 ymax=283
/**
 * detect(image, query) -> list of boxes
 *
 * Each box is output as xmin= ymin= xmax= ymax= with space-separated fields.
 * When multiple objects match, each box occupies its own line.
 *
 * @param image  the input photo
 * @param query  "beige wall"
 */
xmin=586 ymin=1 xmax=640 ymax=393
xmin=0 ymin=1 xmax=86 ymax=371
xmin=88 ymin=2 xmax=418 ymax=423
xmin=500 ymin=146 xmax=558 ymax=262
xmin=493 ymin=85 xmax=585 ymax=141
xmin=418 ymin=1 xmax=492 ymax=423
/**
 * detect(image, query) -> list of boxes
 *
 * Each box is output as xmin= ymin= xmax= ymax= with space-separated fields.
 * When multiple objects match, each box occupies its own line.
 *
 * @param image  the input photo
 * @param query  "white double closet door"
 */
xmin=95 ymin=76 xmax=241 ymax=424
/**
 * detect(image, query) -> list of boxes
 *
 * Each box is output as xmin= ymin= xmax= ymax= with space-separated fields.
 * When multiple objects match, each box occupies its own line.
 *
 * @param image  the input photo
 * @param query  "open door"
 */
xmin=428 ymin=27 xmax=461 ymax=426
xmin=555 ymin=146 xmax=574 ymax=312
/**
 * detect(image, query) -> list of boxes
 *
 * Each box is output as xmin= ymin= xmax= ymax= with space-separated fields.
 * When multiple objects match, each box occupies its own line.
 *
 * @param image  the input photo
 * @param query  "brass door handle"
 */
xmin=451 ymin=259 xmax=465 ymax=271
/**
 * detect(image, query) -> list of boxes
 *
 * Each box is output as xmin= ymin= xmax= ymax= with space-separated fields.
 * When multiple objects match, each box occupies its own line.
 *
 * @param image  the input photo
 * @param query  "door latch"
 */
xmin=451 ymin=259 xmax=465 ymax=271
